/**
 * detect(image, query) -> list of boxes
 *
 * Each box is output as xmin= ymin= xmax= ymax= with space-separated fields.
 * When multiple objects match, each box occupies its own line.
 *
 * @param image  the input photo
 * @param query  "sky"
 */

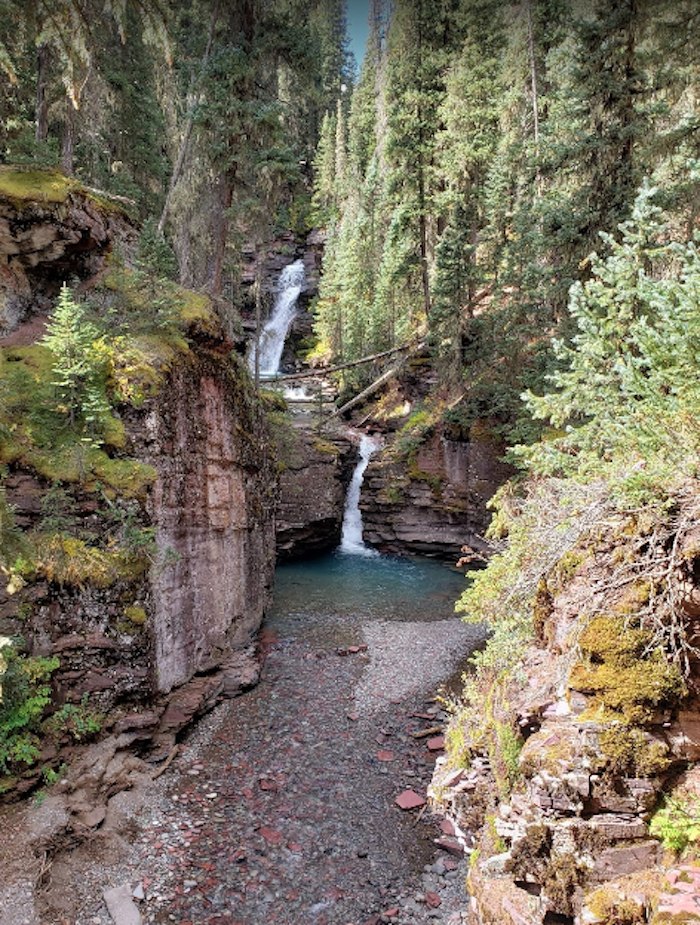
xmin=346 ymin=0 xmax=370 ymax=71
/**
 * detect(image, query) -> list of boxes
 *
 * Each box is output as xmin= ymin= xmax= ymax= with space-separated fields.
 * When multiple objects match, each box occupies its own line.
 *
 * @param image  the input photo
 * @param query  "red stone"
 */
xmin=427 ymin=735 xmax=445 ymax=752
xmin=440 ymin=819 xmax=455 ymax=836
xmin=347 ymin=712 xmax=359 ymax=721
xmin=395 ymin=789 xmax=426 ymax=810
xmin=383 ymin=909 xmax=399 ymax=919
xmin=259 ymin=778 xmax=279 ymax=791
xmin=435 ymin=836 xmax=464 ymax=856
xmin=425 ymin=891 xmax=442 ymax=908
xmin=259 ymin=826 xmax=283 ymax=845
xmin=659 ymin=895 xmax=700 ymax=916
xmin=377 ymin=750 xmax=395 ymax=762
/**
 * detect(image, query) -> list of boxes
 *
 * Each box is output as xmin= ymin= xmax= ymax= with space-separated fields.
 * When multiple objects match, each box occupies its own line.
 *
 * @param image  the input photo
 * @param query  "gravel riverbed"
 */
xmin=59 ymin=601 xmax=484 ymax=925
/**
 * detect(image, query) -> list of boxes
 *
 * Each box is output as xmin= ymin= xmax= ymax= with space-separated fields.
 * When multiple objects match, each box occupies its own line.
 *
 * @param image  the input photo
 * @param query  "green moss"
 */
xmin=313 ymin=438 xmax=339 ymax=456
xmin=91 ymin=454 xmax=157 ymax=498
xmin=178 ymin=289 xmax=218 ymax=333
xmin=578 ymin=615 xmax=650 ymax=664
xmin=585 ymin=887 xmax=646 ymax=925
xmin=33 ymin=533 xmax=147 ymax=588
xmin=571 ymin=615 xmax=685 ymax=724
xmin=485 ymin=813 xmax=507 ymax=854
xmin=598 ymin=725 xmax=671 ymax=777
xmin=543 ymin=853 xmax=583 ymax=918
xmin=533 ymin=577 xmax=554 ymax=643
xmin=405 ymin=445 xmax=443 ymax=495
xmin=259 ymin=389 xmax=288 ymax=412
xmin=123 ymin=605 xmax=147 ymax=626
xmin=551 ymin=550 xmax=585 ymax=588
xmin=381 ymin=482 xmax=406 ymax=504
xmin=506 ymin=823 xmax=551 ymax=881
xmin=101 ymin=265 xmax=217 ymax=337
xmin=0 ymin=167 xmax=76 ymax=203
xmin=613 ymin=580 xmax=654 ymax=615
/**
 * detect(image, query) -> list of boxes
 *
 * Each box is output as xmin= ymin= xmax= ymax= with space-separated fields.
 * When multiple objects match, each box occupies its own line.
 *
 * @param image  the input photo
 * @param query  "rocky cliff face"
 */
xmin=431 ymin=488 xmax=700 ymax=924
xmin=147 ymin=354 xmax=276 ymax=693
xmin=0 ymin=170 xmax=277 ymax=796
xmin=272 ymin=419 xmax=355 ymax=560
xmin=0 ymin=167 xmax=135 ymax=335
xmin=147 ymin=354 xmax=276 ymax=692
xmin=362 ymin=428 xmax=511 ymax=560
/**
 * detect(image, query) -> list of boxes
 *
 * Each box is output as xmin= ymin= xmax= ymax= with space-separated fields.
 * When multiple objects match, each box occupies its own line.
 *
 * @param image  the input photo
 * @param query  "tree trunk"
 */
xmin=209 ymin=170 xmax=234 ymax=297
xmin=157 ymin=1 xmax=220 ymax=235
xmin=60 ymin=102 xmax=76 ymax=175
xmin=35 ymin=44 xmax=49 ymax=145
xmin=254 ymin=263 xmax=262 ymax=387
xmin=416 ymin=0 xmax=431 ymax=319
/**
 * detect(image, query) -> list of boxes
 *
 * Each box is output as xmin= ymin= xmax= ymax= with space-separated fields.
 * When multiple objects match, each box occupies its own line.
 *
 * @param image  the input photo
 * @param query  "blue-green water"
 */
xmin=269 ymin=550 xmax=467 ymax=626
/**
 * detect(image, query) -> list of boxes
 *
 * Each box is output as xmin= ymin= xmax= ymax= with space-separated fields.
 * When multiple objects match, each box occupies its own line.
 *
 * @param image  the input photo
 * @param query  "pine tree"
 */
xmin=41 ymin=285 xmax=109 ymax=434
xmin=520 ymin=183 xmax=700 ymax=480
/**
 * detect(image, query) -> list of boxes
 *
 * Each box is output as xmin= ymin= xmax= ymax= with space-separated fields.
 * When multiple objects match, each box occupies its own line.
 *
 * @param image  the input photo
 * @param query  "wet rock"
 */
xmin=275 ymin=427 xmax=355 ymax=560
xmin=361 ymin=428 xmax=511 ymax=559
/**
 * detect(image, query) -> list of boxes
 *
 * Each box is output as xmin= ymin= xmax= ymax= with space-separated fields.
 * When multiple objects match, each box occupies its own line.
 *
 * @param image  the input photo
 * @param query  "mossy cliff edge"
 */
xmin=432 ymin=482 xmax=700 ymax=925
xmin=0 ymin=169 xmax=276 ymax=799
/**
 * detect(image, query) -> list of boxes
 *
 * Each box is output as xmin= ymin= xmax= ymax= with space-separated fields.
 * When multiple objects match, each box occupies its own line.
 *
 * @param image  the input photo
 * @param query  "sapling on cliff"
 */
xmin=41 ymin=284 xmax=110 ymax=440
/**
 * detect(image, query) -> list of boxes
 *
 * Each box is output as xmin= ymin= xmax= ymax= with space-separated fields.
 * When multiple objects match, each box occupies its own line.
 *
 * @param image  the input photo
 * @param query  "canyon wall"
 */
xmin=362 ymin=427 xmax=511 ymax=560
xmin=431 ymin=491 xmax=700 ymax=924
xmin=0 ymin=170 xmax=277 ymax=795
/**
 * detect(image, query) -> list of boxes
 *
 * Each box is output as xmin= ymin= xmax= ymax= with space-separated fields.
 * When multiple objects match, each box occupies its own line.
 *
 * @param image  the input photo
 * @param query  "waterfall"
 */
xmin=250 ymin=259 xmax=306 ymax=377
xmin=341 ymin=434 xmax=381 ymax=556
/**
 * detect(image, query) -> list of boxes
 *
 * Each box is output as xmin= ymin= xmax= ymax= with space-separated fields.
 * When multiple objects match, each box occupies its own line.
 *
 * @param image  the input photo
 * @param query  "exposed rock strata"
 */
xmin=0 ymin=176 xmax=277 ymax=798
xmin=431 ymin=496 xmax=700 ymax=924
xmin=0 ymin=173 xmax=135 ymax=335
xmin=274 ymin=422 xmax=355 ymax=560
xmin=146 ymin=355 xmax=276 ymax=692
xmin=362 ymin=428 xmax=511 ymax=559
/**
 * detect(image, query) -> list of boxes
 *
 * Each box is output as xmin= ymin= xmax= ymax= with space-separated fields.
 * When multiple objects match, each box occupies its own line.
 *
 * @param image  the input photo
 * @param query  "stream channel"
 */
xmin=96 ymin=432 xmax=487 ymax=925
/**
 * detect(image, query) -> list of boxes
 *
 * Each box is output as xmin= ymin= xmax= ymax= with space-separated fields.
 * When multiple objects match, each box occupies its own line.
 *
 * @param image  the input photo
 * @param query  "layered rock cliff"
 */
xmin=362 ymin=426 xmax=511 ymax=560
xmin=0 ymin=168 xmax=277 ymax=797
xmin=431 ymin=483 xmax=700 ymax=924
xmin=269 ymin=410 xmax=355 ymax=560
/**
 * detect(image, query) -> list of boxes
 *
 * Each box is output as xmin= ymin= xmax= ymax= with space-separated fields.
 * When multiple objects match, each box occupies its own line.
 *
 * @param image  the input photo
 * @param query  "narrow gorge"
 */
xmin=1 ymin=3 xmax=699 ymax=925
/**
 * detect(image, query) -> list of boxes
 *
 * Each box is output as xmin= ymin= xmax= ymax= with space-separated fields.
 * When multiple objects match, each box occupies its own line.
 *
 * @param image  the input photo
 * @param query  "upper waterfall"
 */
xmin=340 ymin=434 xmax=381 ymax=557
xmin=250 ymin=259 xmax=306 ymax=377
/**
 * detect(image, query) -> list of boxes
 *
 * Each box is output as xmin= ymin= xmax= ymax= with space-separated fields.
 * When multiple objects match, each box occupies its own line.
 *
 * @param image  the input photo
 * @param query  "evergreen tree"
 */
xmin=41 ymin=285 xmax=110 ymax=434
xmin=520 ymin=183 xmax=700 ymax=481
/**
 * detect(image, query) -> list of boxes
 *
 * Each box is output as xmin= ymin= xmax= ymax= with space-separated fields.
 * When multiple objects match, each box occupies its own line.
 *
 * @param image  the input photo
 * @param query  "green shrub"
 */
xmin=44 ymin=695 xmax=104 ymax=742
xmin=0 ymin=644 xmax=59 ymax=773
xmin=650 ymin=796 xmax=700 ymax=854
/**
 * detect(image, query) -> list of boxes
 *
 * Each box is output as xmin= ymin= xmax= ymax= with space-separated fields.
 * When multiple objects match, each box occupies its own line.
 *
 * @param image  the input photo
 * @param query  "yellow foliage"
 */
xmin=33 ymin=534 xmax=147 ymax=588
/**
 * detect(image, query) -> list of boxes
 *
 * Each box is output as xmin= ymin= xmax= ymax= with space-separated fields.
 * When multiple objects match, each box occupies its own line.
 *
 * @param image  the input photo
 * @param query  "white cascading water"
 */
xmin=341 ymin=434 xmax=381 ymax=556
xmin=250 ymin=258 xmax=306 ymax=377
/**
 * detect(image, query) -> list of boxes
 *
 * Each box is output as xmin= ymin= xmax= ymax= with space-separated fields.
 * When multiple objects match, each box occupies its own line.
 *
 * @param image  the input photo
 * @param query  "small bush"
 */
xmin=0 ymin=644 xmax=59 ymax=773
xmin=650 ymin=796 xmax=700 ymax=854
